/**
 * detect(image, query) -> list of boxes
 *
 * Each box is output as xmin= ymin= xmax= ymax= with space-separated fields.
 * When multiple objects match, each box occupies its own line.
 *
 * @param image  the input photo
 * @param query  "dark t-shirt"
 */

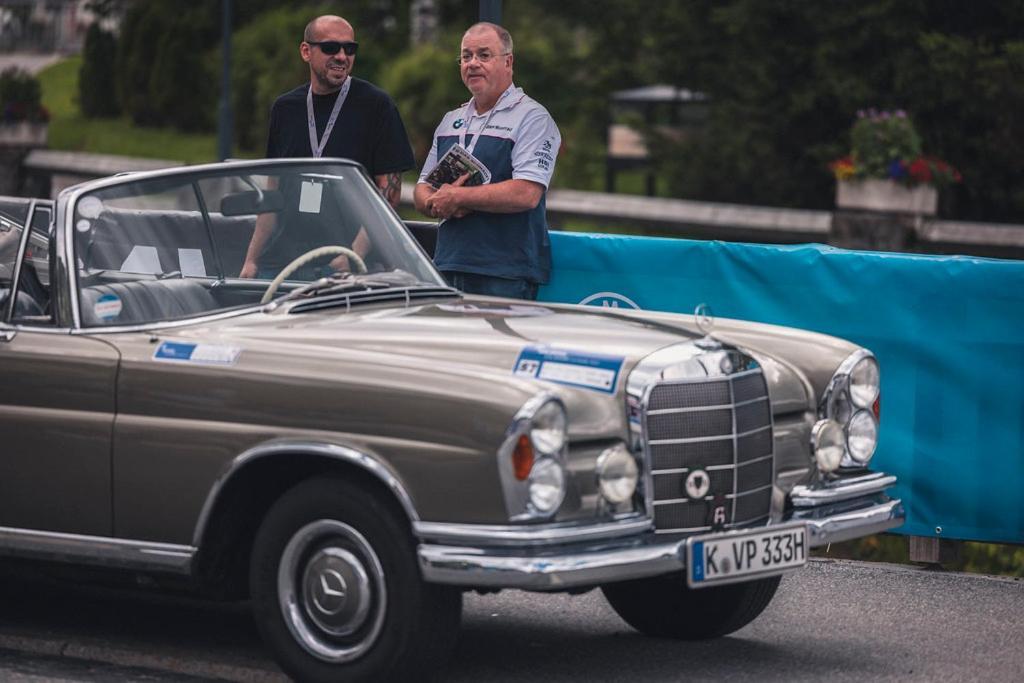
xmin=265 ymin=78 xmax=414 ymax=176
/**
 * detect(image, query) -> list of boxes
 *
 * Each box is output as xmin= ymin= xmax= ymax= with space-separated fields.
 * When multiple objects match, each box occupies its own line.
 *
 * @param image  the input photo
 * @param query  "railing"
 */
xmin=15 ymin=151 xmax=1024 ymax=258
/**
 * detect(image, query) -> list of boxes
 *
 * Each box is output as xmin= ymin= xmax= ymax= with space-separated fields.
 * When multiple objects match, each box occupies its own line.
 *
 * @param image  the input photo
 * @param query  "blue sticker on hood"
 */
xmin=513 ymin=345 xmax=624 ymax=394
xmin=153 ymin=341 xmax=241 ymax=365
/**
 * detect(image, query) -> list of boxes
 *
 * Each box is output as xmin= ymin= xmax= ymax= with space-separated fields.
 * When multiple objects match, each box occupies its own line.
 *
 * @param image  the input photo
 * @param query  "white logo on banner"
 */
xmin=578 ymin=291 xmax=641 ymax=310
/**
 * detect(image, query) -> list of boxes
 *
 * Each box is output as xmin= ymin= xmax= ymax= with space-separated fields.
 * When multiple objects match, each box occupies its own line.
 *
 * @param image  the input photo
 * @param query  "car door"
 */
xmin=0 ymin=200 xmax=118 ymax=536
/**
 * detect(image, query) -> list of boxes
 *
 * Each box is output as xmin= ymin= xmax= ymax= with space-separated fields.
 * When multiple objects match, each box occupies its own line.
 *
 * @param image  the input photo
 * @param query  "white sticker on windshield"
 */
xmin=78 ymin=196 xmax=103 ymax=219
xmin=299 ymin=181 xmax=323 ymax=214
xmin=178 ymin=248 xmax=206 ymax=277
xmin=76 ymin=219 xmax=91 ymax=233
xmin=94 ymin=293 xmax=122 ymax=321
xmin=120 ymin=245 xmax=162 ymax=274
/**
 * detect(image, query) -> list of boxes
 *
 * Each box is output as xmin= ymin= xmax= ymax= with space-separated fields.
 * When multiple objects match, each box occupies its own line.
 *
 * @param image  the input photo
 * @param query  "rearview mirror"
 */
xmin=220 ymin=189 xmax=284 ymax=216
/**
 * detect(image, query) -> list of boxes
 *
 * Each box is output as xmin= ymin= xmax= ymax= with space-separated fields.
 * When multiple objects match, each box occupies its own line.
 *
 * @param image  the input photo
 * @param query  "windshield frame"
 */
xmin=58 ymin=158 xmax=446 ymax=332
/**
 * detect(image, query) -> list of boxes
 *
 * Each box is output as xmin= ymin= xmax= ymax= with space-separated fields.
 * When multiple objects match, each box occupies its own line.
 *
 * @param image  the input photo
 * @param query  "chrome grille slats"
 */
xmin=648 ymin=382 xmax=730 ymax=410
xmin=735 ymin=399 xmax=771 ymax=433
xmin=737 ymin=457 xmax=773 ymax=490
xmin=737 ymin=429 xmax=772 ymax=463
xmin=650 ymin=440 xmax=734 ymax=470
xmin=732 ymin=372 xmax=767 ymax=403
xmin=734 ymin=487 xmax=772 ymax=522
xmin=647 ymin=409 xmax=733 ymax=441
xmin=653 ymin=468 xmax=734 ymax=500
xmin=643 ymin=367 xmax=774 ymax=535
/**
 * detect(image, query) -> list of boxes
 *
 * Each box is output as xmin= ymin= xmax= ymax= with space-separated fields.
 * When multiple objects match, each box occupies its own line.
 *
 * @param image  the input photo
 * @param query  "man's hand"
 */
xmin=239 ymin=260 xmax=258 ymax=279
xmin=328 ymin=254 xmax=351 ymax=273
xmin=424 ymin=173 xmax=471 ymax=220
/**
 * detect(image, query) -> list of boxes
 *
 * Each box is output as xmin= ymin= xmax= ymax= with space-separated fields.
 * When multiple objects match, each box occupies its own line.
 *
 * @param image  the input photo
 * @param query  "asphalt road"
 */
xmin=0 ymin=559 xmax=1020 ymax=682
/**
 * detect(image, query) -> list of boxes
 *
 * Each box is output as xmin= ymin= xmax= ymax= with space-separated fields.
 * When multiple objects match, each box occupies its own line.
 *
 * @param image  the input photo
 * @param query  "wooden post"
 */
xmin=909 ymin=535 xmax=962 ymax=567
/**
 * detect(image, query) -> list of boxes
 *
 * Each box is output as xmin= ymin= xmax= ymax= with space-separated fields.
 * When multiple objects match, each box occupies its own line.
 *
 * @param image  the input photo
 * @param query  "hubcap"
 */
xmin=301 ymin=547 xmax=372 ymax=636
xmin=278 ymin=519 xmax=387 ymax=662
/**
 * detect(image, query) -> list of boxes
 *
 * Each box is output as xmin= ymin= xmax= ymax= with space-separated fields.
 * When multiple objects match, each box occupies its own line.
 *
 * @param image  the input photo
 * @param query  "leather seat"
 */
xmin=0 ymin=288 xmax=43 ymax=320
xmin=79 ymin=279 xmax=217 ymax=327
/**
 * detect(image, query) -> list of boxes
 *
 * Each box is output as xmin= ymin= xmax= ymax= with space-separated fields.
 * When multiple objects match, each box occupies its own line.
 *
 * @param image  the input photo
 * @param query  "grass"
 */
xmin=813 ymin=535 xmax=1024 ymax=577
xmin=37 ymin=56 xmax=229 ymax=164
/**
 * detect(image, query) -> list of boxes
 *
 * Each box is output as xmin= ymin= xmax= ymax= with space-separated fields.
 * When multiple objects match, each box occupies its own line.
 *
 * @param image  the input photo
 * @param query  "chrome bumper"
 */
xmin=418 ymin=473 xmax=903 ymax=590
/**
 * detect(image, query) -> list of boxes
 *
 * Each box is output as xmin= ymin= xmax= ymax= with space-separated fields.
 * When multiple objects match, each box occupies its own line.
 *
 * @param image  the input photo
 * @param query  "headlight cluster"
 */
xmin=501 ymin=396 xmax=569 ymax=520
xmin=812 ymin=350 xmax=880 ymax=473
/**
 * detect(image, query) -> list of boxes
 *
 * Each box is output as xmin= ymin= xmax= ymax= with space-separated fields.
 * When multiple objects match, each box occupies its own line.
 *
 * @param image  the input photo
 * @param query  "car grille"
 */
xmin=644 ymin=369 xmax=773 ymax=534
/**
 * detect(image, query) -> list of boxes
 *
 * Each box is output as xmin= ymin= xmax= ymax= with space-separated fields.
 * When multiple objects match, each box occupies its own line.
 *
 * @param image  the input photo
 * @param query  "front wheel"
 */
xmin=250 ymin=477 xmax=462 ymax=682
xmin=602 ymin=572 xmax=781 ymax=640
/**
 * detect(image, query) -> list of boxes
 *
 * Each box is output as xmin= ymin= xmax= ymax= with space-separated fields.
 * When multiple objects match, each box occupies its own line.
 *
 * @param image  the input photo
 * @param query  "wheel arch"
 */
xmin=190 ymin=441 xmax=419 ymax=597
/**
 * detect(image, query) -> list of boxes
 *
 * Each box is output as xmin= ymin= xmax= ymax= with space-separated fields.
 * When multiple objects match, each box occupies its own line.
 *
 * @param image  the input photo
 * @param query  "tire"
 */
xmin=601 ymin=572 xmax=781 ymax=640
xmin=250 ymin=476 xmax=462 ymax=682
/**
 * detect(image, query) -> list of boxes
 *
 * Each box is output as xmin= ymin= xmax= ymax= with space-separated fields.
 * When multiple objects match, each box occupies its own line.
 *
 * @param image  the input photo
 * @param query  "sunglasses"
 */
xmin=307 ymin=40 xmax=358 ymax=56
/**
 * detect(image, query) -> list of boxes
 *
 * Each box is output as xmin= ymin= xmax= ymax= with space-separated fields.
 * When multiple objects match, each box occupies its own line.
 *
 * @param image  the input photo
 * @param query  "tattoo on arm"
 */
xmin=377 ymin=173 xmax=402 ymax=208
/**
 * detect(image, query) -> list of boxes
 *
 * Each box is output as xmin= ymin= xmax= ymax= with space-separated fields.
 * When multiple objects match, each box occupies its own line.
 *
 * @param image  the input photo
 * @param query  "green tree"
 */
xmin=379 ymin=42 xmax=465 ymax=164
xmin=542 ymin=0 xmax=1024 ymax=221
xmin=231 ymin=5 xmax=323 ymax=151
xmin=79 ymin=23 xmax=119 ymax=118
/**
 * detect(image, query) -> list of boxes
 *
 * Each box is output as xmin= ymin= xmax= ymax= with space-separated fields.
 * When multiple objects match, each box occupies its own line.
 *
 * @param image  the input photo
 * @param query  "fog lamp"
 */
xmin=596 ymin=443 xmax=638 ymax=504
xmin=811 ymin=419 xmax=845 ymax=473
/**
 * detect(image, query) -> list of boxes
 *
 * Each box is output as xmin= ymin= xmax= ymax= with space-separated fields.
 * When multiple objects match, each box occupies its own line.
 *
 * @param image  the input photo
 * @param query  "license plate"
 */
xmin=686 ymin=522 xmax=808 ymax=588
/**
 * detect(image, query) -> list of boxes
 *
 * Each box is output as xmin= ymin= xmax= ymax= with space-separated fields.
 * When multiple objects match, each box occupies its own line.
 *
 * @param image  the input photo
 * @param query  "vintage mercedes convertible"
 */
xmin=0 ymin=159 xmax=903 ymax=681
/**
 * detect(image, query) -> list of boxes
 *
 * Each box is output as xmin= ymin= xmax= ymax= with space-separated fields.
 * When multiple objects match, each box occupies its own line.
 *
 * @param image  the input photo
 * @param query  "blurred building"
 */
xmin=0 ymin=0 xmax=121 ymax=53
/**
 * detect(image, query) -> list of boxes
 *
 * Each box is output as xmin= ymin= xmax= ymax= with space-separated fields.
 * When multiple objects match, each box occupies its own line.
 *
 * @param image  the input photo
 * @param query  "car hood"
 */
xmin=193 ymin=297 xmax=696 ymax=386
xmin=167 ymin=295 xmax=832 ymax=416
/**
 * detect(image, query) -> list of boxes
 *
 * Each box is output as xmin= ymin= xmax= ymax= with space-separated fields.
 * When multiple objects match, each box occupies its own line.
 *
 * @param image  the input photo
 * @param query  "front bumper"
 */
xmin=417 ymin=472 xmax=903 ymax=590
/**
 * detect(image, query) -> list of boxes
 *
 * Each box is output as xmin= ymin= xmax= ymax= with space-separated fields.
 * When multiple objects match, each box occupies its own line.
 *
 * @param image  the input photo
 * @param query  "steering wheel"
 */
xmin=261 ymin=245 xmax=367 ymax=304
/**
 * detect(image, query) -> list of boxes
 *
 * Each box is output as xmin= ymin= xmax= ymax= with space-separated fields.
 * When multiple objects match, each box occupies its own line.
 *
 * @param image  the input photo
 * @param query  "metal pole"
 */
xmin=479 ymin=0 xmax=502 ymax=24
xmin=217 ymin=0 xmax=233 ymax=161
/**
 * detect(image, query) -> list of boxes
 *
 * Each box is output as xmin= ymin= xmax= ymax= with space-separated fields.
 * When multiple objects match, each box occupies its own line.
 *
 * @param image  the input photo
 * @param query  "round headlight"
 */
xmin=596 ymin=443 xmax=638 ymax=504
xmin=846 ymin=410 xmax=878 ymax=464
xmin=528 ymin=458 xmax=565 ymax=513
xmin=849 ymin=356 xmax=880 ymax=409
xmin=530 ymin=401 xmax=567 ymax=455
xmin=811 ymin=419 xmax=845 ymax=473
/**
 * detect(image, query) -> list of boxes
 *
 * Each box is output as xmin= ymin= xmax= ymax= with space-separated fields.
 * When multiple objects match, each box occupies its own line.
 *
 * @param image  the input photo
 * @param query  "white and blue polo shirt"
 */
xmin=418 ymin=84 xmax=561 ymax=283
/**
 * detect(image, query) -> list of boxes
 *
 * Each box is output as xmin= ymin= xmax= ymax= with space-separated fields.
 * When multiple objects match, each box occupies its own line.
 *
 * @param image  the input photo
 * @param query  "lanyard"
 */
xmin=306 ymin=78 xmax=351 ymax=159
xmin=458 ymin=87 xmax=515 ymax=155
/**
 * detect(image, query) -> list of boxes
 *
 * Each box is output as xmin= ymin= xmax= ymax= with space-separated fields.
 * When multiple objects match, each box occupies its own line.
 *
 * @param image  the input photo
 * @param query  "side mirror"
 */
xmin=220 ymin=189 xmax=284 ymax=216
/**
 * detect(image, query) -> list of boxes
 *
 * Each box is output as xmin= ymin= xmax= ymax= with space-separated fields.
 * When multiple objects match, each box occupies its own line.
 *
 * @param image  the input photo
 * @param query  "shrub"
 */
xmin=79 ymin=23 xmax=119 ymax=118
xmin=230 ymin=4 xmax=325 ymax=152
xmin=0 ymin=67 xmax=48 ymax=123
xmin=378 ymin=41 xmax=467 ymax=164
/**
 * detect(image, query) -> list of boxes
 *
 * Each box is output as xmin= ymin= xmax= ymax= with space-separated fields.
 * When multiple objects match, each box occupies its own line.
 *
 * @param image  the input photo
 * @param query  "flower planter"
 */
xmin=0 ymin=122 xmax=48 ymax=147
xmin=836 ymin=178 xmax=937 ymax=216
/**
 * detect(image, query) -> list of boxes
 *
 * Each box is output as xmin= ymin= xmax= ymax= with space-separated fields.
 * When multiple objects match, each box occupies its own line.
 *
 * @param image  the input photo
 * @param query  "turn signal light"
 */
xmin=512 ymin=434 xmax=534 ymax=480
xmin=873 ymin=395 xmax=881 ymax=422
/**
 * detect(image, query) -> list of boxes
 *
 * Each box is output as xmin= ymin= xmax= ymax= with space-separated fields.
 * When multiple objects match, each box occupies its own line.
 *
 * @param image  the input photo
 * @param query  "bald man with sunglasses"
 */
xmin=241 ymin=15 xmax=415 ymax=279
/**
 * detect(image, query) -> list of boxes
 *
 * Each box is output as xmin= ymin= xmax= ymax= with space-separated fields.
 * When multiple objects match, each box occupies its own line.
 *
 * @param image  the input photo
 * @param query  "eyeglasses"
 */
xmin=458 ymin=50 xmax=510 ymax=65
xmin=307 ymin=40 xmax=359 ymax=56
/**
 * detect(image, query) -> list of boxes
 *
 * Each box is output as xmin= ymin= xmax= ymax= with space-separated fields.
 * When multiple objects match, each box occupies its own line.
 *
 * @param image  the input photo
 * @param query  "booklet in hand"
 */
xmin=424 ymin=143 xmax=491 ymax=188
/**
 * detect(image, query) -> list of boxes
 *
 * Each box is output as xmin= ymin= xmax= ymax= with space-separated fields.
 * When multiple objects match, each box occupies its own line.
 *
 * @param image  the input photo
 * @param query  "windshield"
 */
xmin=71 ymin=160 xmax=444 ymax=327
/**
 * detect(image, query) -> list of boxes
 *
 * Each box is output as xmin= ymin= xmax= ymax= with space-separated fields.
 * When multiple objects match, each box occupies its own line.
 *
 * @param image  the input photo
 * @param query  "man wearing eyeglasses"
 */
xmin=241 ymin=15 xmax=414 ymax=279
xmin=413 ymin=22 xmax=561 ymax=300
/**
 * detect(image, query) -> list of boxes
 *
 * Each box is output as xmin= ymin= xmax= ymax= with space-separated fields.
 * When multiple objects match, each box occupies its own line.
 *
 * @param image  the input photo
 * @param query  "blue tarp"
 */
xmin=540 ymin=232 xmax=1024 ymax=544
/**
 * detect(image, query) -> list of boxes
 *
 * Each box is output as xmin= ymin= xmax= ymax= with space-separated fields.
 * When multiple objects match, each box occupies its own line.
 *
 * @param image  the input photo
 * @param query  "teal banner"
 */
xmin=540 ymin=232 xmax=1024 ymax=544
